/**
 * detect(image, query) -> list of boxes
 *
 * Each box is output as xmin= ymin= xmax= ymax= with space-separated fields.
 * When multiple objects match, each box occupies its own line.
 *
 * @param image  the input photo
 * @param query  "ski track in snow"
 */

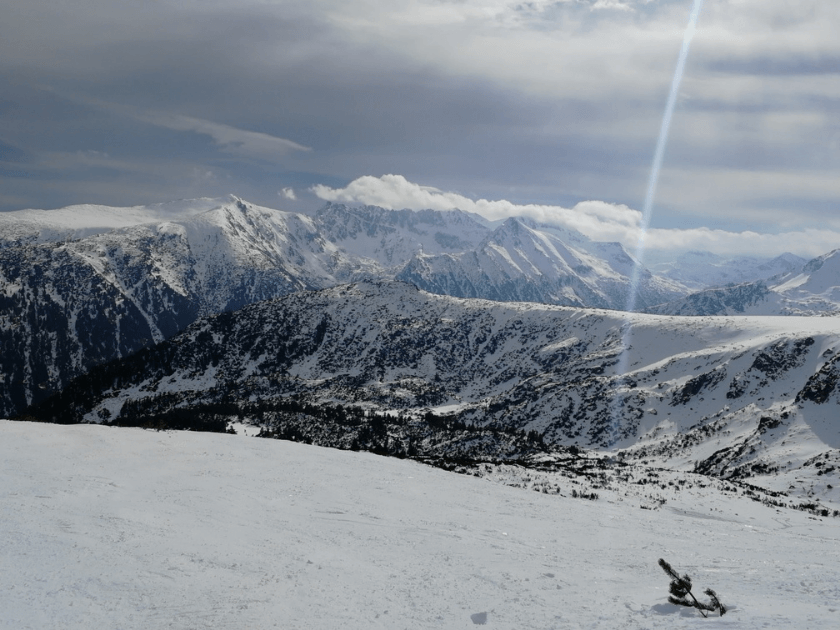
xmin=2 ymin=421 xmax=840 ymax=629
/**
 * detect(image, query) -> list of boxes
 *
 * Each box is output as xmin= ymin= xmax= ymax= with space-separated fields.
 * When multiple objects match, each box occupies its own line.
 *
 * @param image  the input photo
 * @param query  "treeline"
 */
xmin=27 ymin=383 xmax=553 ymax=462
xmin=252 ymin=402 xmax=550 ymax=461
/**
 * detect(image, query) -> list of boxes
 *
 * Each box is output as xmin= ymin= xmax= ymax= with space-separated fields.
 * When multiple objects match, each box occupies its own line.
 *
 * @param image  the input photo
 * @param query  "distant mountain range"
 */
xmin=2 ymin=194 xmax=838 ymax=423
xmin=0 ymin=196 xmax=676 ymax=416
xmin=649 ymin=250 xmax=807 ymax=291
xmin=648 ymin=249 xmax=840 ymax=316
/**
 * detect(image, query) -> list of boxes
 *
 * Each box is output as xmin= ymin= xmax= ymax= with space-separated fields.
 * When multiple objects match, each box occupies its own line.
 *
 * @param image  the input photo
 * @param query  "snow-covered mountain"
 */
xmin=0 ymin=197 xmax=687 ymax=417
xmin=0 ymin=198 xmax=222 ymax=246
xmin=0 ymin=197 xmax=354 ymax=416
xmin=318 ymin=204 xmax=685 ymax=309
xmin=24 ymin=281 xmax=840 ymax=497
xmin=648 ymin=250 xmax=806 ymax=291
xmin=771 ymin=249 xmax=840 ymax=312
xmin=5 ymin=194 xmax=839 ymax=421
xmin=649 ymin=249 xmax=840 ymax=316
xmin=397 ymin=216 xmax=684 ymax=310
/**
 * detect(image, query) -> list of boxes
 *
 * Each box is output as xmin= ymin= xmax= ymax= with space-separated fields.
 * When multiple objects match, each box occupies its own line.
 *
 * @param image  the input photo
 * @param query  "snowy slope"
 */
xmin=170 ymin=199 xmax=347 ymax=313
xmin=646 ymin=281 xmax=783 ymax=316
xmin=24 ymin=281 xmax=840 ymax=495
xmin=771 ymin=249 xmax=840 ymax=313
xmin=2 ymin=420 xmax=839 ymax=630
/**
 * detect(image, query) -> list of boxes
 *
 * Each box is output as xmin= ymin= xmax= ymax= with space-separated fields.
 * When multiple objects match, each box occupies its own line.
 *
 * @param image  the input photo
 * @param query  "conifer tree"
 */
xmin=658 ymin=558 xmax=726 ymax=617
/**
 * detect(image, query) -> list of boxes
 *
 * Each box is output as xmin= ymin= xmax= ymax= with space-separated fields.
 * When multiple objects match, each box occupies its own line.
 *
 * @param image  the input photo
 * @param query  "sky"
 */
xmin=1 ymin=0 xmax=838 ymax=257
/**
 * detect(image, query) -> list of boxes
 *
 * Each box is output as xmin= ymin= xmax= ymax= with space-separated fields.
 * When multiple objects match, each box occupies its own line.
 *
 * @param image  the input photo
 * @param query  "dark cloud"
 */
xmin=0 ymin=2 xmax=656 ymax=211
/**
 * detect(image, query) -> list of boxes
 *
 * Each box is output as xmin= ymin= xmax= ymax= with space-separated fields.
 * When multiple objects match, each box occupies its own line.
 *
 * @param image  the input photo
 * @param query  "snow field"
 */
xmin=2 ymin=421 xmax=840 ymax=629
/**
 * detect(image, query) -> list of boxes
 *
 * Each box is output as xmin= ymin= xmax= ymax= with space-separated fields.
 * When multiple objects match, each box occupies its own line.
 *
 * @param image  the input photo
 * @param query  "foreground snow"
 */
xmin=2 ymin=422 xmax=839 ymax=629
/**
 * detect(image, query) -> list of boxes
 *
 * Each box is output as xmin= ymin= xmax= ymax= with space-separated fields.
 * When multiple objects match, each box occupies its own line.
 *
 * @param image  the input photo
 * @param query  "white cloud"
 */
xmin=312 ymin=174 xmax=840 ymax=258
xmin=591 ymin=1 xmax=634 ymax=12
xmin=76 ymin=149 xmax=110 ymax=161
xmin=312 ymin=174 xmax=646 ymax=244
xmin=280 ymin=187 xmax=297 ymax=200
xmin=311 ymin=174 xmax=466 ymax=212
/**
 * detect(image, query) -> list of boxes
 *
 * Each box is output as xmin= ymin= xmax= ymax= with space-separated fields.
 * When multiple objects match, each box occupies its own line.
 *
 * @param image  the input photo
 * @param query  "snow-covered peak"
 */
xmin=478 ymin=217 xmax=606 ymax=280
xmin=521 ymin=218 xmax=593 ymax=248
xmin=653 ymin=249 xmax=840 ymax=317
xmin=398 ymin=216 xmax=683 ymax=310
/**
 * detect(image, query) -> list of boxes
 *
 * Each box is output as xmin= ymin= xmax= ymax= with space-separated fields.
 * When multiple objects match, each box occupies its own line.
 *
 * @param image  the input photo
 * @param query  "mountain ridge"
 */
xmin=21 ymin=281 xmax=840 ymax=499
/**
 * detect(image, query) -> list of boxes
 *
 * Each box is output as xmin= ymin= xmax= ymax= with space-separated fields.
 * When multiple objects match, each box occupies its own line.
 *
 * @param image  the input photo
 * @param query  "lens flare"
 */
xmin=610 ymin=0 xmax=705 ymax=439
xmin=626 ymin=0 xmax=704 ymax=313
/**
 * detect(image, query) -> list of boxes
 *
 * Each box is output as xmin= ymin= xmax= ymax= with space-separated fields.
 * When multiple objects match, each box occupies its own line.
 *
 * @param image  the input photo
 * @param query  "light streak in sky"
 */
xmin=626 ymin=0 xmax=705 ymax=314
xmin=609 ymin=0 xmax=705 ymax=441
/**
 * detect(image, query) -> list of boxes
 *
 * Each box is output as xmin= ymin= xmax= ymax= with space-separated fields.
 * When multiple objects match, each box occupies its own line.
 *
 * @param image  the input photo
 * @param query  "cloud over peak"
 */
xmin=312 ymin=174 xmax=840 ymax=259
